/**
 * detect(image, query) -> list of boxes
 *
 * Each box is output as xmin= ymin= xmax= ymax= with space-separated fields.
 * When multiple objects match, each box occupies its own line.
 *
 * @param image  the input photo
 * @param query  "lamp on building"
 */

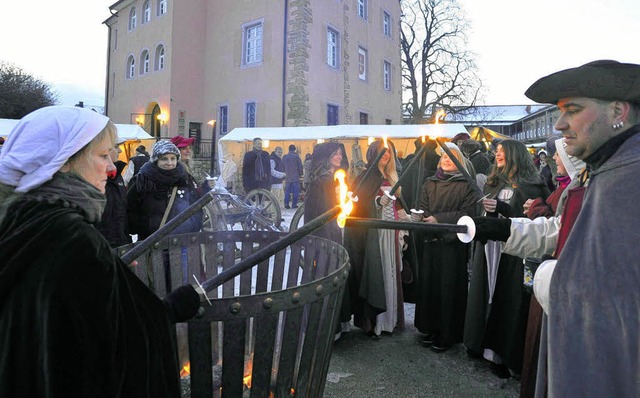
xmin=157 ymin=113 xmax=168 ymax=137
xmin=135 ymin=116 xmax=144 ymax=126
xmin=207 ymin=119 xmax=217 ymax=175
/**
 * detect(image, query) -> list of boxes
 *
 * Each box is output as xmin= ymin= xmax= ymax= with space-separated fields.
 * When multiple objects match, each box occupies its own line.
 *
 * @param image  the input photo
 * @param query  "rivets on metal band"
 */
xmin=292 ymin=292 xmax=301 ymax=303
xmin=230 ymin=302 xmax=241 ymax=314
xmin=263 ymin=298 xmax=273 ymax=309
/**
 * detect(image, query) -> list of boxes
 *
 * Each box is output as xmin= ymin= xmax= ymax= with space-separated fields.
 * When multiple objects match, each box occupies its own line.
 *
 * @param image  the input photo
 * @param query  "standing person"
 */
xmin=269 ymin=146 xmax=286 ymax=209
xmin=170 ymin=135 xmax=195 ymax=174
xmin=123 ymin=144 xmax=150 ymax=185
xmin=127 ymin=140 xmax=204 ymax=241
xmin=464 ymin=139 xmax=549 ymax=379
xmin=0 ymin=106 xmax=201 ymax=398
xmin=96 ymin=137 xmax=132 ymax=248
xmin=412 ymin=143 xmax=478 ymax=353
xmin=400 ymin=138 xmax=441 ymax=211
xmin=344 ymin=139 xmax=408 ymax=338
xmin=282 ymin=144 xmax=304 ymax=209
xmin=242 ymin=137 xmax=271 ymax=194
xmin=523 ymin=60 xmax=640 ymax=397
xmin=304 ymin=142 xmax=348 ymax=244
xmin=537 ymin=149 xmax=555 ymax=192
xmin=302 ymin=153 xmax=313 ymax=192
xmin=460 ymin=139 xmax=492 ymax=176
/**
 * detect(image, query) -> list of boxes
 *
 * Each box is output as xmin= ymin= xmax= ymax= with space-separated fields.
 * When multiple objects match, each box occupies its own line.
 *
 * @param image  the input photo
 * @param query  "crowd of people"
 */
xmin=1 ymin=59 xmax=639 ymax=397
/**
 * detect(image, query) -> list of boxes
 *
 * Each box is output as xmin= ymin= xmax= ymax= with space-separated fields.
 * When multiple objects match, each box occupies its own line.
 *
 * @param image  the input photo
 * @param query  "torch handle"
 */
xmin=121 ymin=190 xmax=216 ymax=264
xmin=435 ymin=138 xmax=485 ymax=199
xmin=353 ymin=147 xmax=387 ymax=198
xmin=344 ymin=217 xmax=467 ymax=233
xmin=388 ymin=141 xmax=429 ymax=196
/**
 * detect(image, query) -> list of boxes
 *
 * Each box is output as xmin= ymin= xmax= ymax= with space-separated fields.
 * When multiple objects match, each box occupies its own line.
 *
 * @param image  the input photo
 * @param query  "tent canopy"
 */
xmin=468 ymin=126 xmax=510 ymax=144
xmin=219 ymin=123 xmax=468 ymax=167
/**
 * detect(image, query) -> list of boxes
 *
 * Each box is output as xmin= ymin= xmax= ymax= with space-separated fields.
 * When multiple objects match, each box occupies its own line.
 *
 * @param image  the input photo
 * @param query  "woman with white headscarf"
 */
xmin=0 ymin=106 xmax=201 ymax=398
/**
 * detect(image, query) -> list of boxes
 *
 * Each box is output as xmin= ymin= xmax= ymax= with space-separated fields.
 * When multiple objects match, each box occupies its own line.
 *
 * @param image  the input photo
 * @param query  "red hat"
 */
xmin=170 ymin=135 xmax=195 ymax=148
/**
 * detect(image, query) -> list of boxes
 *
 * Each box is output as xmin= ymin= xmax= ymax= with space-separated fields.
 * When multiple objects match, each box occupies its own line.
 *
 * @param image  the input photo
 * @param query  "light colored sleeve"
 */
xmin=270 ymin=159 xmax=286 ymax=178
xmin=501 ymin=216 xmax=560 ymax=258
xmin=123 ymin=160 xmax=134 ymax=185
xmin=533 ymin=259 xmax=557 ymax=314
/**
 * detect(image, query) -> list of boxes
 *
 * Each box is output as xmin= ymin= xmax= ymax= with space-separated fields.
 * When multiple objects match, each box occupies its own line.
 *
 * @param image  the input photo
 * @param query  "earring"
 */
xmin=613 ymin=121 xmax=625 ymax=130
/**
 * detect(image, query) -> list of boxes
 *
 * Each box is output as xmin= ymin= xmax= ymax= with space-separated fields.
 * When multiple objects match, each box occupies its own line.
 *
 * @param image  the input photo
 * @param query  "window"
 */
xmin=357 ymin=0 xmax=367 ymax=20
xmin=140 ymin=50 xmax=150 ymax=75
xmin=126 ymin=55 xmax=135 ymax=79
xmin=359 ymin=112 xmax=369 ymax=125
xmin=358 ymin=47 xmax=367 ymax=81
xmin=157 ymin=0 xmax=167 ymax=16
xmin=327 ymin=27 xmax=339 ymax=69
xmin=243 ymin=22 xmax=263 ymax=66
xmin=245 ymin=102 xmax=256 ymax=127
xmin=155 ymin=45 xmax=165 ymax=71
xmin=383 ymin=11 xmax=391 ymax=37
xmin=113 ymin=28 xmax=118 ymax=51
xmin=129 ymin=7 xmax=137 ymax=31
xmin=219 ymin=105 xmax=228 ymax=135
xmin=383 ymin=61 xmax=391 ymax=91
xmin=143 ymin=0 xmax=151 ymax=24
xmin=327 ymin=104 xmax=339 ymax=125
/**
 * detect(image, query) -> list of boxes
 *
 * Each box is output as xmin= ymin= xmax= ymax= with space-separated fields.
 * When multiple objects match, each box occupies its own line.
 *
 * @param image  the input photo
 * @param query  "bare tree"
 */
xmin=401 ymin=0 xmax=483 ymax=124
xmin=0 ymin=62 xmax=58 ymax=119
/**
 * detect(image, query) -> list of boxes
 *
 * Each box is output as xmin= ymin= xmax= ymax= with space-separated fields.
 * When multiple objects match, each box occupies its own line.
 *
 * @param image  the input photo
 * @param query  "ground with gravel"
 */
xmin=323 ymin=304 xmax=520 ymax=397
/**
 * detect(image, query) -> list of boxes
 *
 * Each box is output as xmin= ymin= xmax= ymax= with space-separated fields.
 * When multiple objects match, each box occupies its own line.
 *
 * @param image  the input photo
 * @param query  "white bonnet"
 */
xmin=0 ymin=106 xmax=110 ymax=192
xmin=555 ymin=138 xmax=586 ymax=180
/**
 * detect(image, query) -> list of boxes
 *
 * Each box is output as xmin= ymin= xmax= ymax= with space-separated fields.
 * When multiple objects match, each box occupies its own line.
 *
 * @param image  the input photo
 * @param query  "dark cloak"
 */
xmin=464 ymin=175 xmax=549 ymax=372
xmin=413 ymin=172 xmax=478 ymax=344
xmin=0 ymin=199 xmax=185 ymax=398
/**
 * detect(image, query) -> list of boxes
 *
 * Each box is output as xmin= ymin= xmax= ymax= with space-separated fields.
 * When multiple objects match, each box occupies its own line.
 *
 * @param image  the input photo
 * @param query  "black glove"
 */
xmin=473 ymin=216 xmax=512 ymax=243
xmin=163 ymin=285 xmax=201 ymax=323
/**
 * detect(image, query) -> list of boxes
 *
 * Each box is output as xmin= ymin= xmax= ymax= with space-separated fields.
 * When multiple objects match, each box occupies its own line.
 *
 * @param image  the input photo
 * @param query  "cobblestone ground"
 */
xmin=323 ymin=304 xmax=520 ymax=398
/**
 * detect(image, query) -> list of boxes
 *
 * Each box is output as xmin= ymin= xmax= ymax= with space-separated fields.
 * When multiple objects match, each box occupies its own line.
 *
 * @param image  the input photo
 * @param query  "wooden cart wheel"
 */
xmin=202 ymin=203 xmax=228 ymax=232
xmin=243 ymin=188 xmax=282 ymax=229
xmin=289 ymin=203 xmax=305 ymax=232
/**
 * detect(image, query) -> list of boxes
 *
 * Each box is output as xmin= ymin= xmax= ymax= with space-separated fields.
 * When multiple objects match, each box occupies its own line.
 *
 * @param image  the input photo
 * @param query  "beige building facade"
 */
xmin=104 ymin=0 xmax=402 ymax=146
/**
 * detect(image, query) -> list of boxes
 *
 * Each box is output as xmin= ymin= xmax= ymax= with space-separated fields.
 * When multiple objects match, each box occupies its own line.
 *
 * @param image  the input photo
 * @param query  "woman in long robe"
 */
xmin=464 ymin=139 xmax=549 ymax=378
xmin=413 ymin=143 xmax=478 ymax=352
xmin=344 ymin=139 xmax=408 ymax=337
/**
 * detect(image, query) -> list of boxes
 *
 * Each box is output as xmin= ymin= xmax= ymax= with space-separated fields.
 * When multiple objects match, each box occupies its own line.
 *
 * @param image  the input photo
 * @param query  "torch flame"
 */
xmin=382 ymin=136 xmax=388 ymax=148
xmin=434 ymin=110 xmax=446 ymax=124
xmin=180 ymin=361 xmax=190 ymax=378
xmin=334 ymin=170 xmax=353 ymax=228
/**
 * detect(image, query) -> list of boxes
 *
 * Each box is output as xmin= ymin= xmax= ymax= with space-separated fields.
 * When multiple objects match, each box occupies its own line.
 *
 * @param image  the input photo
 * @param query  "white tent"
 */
xmin=217 ymin=123 xmax=468 ymax=193
xmin=1 ymin=118 xmax=153 ymax=140
xmin=219 ymin=123 xmax=468 ymax=163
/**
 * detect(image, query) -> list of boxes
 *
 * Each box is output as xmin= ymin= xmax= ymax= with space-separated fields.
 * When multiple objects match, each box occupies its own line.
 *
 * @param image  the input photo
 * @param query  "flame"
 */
xmin=434 ymin=109 xmax=446 ymax=124
xmin=180 ymin=361 xmax=190 ymax=378
xmin=243 ymin=374 xmax=252 ymax=389
xmin=334 ymin=170 xmax=353 ymax=228
xmin=382 ymin=136 xmax=388 ymax=148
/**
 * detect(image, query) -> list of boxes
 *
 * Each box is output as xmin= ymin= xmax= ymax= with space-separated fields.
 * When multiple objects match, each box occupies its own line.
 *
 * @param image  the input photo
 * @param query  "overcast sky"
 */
xmin=1 ymin=0 xmax=639 ymax=108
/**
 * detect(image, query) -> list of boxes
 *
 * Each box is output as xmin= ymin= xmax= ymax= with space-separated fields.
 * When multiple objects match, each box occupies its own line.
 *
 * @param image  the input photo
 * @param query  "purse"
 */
xmin=160 ymin=186 xmax=178 ymax=228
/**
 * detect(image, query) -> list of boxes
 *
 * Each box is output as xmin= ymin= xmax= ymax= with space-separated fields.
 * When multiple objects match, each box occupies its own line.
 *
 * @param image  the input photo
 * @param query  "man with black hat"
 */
xmin=509 ymin=60 xmax=640 ymax=397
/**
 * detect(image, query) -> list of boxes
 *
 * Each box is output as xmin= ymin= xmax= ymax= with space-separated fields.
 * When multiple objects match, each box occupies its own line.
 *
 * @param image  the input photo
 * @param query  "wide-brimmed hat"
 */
xmin=525 ymin=60 xmax=640 ymax=104
xmin=170 ymin=135 xmax=195 ymax=148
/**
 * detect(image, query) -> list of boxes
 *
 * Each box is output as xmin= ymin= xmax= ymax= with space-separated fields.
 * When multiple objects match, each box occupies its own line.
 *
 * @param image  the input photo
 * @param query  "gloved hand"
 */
xmin=163 ymin=285 xmax=202 ymax=323
xmin=379 ymin=193 xmax=392 ymax=207
xmin=472 ymin=216 xmax=512 ymax=243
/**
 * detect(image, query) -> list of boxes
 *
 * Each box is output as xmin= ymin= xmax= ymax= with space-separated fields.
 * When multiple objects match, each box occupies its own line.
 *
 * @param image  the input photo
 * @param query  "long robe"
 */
xmin=541 ymin=127 xmax=640 ymax=397
xmin=464 ymin=176 xmax=549 ymax=372
xmin=413 ymin=173 xmax=478 ymax=344
xmin=0 ymin=199 xmax=183 ymax=398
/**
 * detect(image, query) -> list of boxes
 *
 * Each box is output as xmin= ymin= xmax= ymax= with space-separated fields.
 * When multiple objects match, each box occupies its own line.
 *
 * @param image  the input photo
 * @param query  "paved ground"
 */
xmin=277 ymin=207 xmax=520 ymax=397
xmin=323 ymin=304 xmax=519 ymax=398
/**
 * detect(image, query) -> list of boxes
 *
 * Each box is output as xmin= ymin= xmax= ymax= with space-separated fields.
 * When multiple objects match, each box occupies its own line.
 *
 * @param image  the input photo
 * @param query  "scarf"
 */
xmin=254 ymin=151 xmax=268 ymax=182
xmin=23 ymin=172 xmax=106 ymax=224
xmin=434 ymin=167 xmax=462 ymax=181
xmin=135 ymin=162 xmax=188 ymax=193
xmin=555 ymin=174 xmax=571 ymax=189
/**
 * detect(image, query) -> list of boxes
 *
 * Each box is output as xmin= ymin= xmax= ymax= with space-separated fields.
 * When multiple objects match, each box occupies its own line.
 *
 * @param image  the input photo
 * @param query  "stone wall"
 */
xmin=286 ymin=0 xmax=313 ymax=126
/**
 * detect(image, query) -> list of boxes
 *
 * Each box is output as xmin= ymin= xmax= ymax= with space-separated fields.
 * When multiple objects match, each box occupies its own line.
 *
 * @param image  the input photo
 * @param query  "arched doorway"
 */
xmin=150 ymin=104 xmax=161 ymax=138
